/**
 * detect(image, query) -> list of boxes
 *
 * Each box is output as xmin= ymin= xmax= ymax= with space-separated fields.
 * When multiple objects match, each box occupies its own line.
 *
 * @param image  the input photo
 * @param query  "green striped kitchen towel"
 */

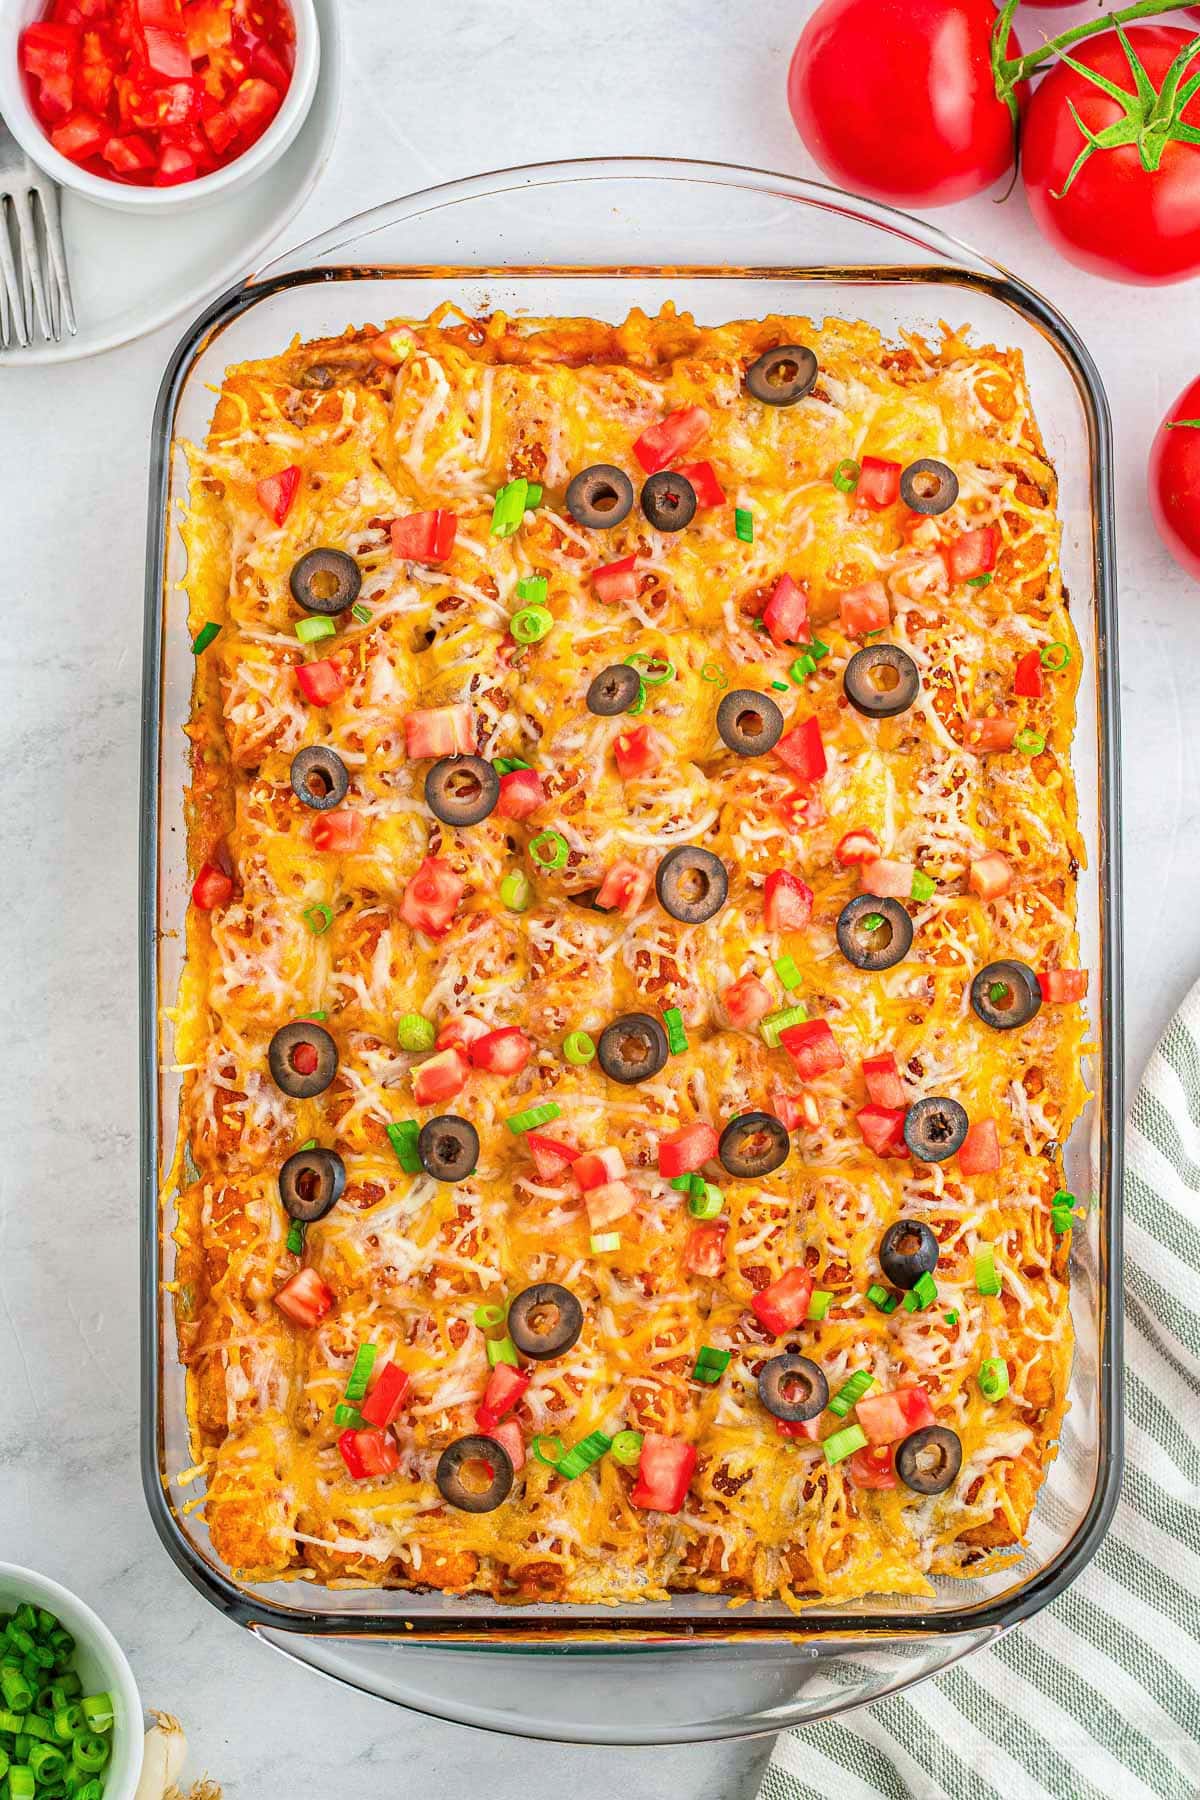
xmin=759 ymin=992 xmax=1200 ymax=1800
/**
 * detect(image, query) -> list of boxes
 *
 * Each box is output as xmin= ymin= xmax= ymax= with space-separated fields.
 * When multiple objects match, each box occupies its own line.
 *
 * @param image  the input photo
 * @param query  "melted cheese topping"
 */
xmin=172 ymin=306 xmax=1086 ymax=1608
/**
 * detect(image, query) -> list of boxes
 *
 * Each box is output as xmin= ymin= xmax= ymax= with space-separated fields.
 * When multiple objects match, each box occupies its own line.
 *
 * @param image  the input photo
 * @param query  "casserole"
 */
xmin=141 ymin=158 xmax=1123 ymax=1742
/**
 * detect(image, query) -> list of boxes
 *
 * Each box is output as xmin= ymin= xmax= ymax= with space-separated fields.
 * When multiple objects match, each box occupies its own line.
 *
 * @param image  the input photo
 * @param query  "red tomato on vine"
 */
xmin=1150 ymin=375 xmax=1200 ymax=580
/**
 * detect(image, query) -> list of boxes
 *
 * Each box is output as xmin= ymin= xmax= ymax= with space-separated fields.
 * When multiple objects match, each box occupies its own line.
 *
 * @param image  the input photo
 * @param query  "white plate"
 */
xmin=0 ymin=0 xmax=342 ymax=366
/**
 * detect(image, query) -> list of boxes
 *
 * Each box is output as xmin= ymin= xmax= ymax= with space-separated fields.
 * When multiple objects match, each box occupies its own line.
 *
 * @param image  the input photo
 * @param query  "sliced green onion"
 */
xmin=305 ymin=1012 xmax=326 ymax=1024
xmin=505 ymin=1101 xmax=563 ymax=1135
xmin=669 ymin=1171 xmax=704 ymax=1194
xmin=610 ymin=1429 xmax=643 ymax=1466
xmin=71 ymin=1734 xmax=109 ymax=1773
xmin=493 ymin=756 xmax=532 ymax=774
xmin=29 ymin=1740 xmax=65 ymax=1781
xmin=333 ymin=1401 xmax=364 ymax=1427
xmin=286 ymin=1220 xmax=305 ymax=1256
xmin=555 ymin=1430 xmax=612 ymax=1479
xmin=944 ymin=1310 xmax=960 ymax=1325
xmin=510 ymin=604 xmax=554 ymax=643
xmin=1014 ymin=728 xmax=1045 ymax=755
xmin=81 ymin=1693 xmax=113 ymax=1735
xmin=487 ymin=1335 xmax=519 ymax=1367
xmin=1052 ymin=1206 xmax=1075 ymax=1235
xmin=301 ymin=901 xmax=333 ymax=936
xmin=774 ymin=954 xmax=803 ymax=991
xmin=866 ymin=1283 xmax=898 ymax=1315
xmin=1052 ymin=1188 xmax=1076 ymax=1209
xmin=297 ymin=1139 xmax=317 ymax=1152
xmin=1041 ymin=641 xmax=1071 ymax=670
xmin=344 ymin=1343 xmax=377 ymax=1403
xmin=6 ymin=1767 xmax=34 ymax=1800
xmin=700 ymin=662 xmax=728 ymax=686
xmin=1 ymin=1669 xmax=31 ymax=1712
xmin=626 ymin=677 xmax=648 ymax=716
xmin=351 ymin=602 xmax=373 ymax=625
xmin=771 ymin=680 xmax=789 ymax=692
xmin=902 ymin=1270 xmax=938 ymax=1313
xmin=910 ymin=870 xmax=936 ymax=904
xmin=861 ymin=912 xmax=886 ymax=932
xmin=473 ymin=1302 xmax=507 ymax=1331
xmin=396 ymin=1012 xmax=436 ymax=1053
xmin=988 ymin=980 xmax=1010 ymax=1004
xmin=789 ymin=653 xmax=817 ymax=682
xmin=832 ymin=458 xmax=861 ymax=494
xmin=975 ymin=1243 xmax=1002 ymax=1296
xmin=734 ymin=507 xmax=753 ymax=542
xmin=624 ymin=651 xmax=675 ymax=685
xmin=590 ymin=1231 xmax=621 ymax=1254
xmin=967 ymin=572 xmax=994 ymax=588
xmin=688 ymin=1183 xmax=724 ymax=1220
xmin=692 ymin=1346 xmax=731 ymax=1385
xmin=191 ymin=621 xmax=220 ymax=655
xmin=824 ymin=1423 xmax=868 ymax=1465
xmin=295 ymin=615 xmax=336 ymax=644
xmin=978 ymin=1356 xmax=1010 ymax=1400
xmin=386 ymin=1119 xmax=423 ymax=1173
xmin=663 ymin=1006 xmax=688 ymax=1055
xmin=532 ymin=1432 xmax=566 ymax=1468
xmin=491 ymin=478 xmax=536 ymax=537
xmin=807 ymin=1289 xmax=833 ymax=1321
xmin=563 ymin=1030 xmax=596 ymax=1065
xmin=811 ymin=638 xmax=830 ymax=662
xmin=828 ymin=1370 xmax=875 ymax=1418
xmin=516 ymin=576 xmax=548 ymax=604
xmin=759 ymin=1001 xmax=809 ymax=1049
xmin=528 ymin=829 xmax=569 ymax=870
xmin=500 ymin=870 xmax=533 ymax=912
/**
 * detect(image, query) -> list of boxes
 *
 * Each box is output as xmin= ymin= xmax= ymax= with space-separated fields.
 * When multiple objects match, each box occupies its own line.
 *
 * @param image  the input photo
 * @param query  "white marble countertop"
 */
xmin=0 ymin=0 xmax=1193 ymax=1793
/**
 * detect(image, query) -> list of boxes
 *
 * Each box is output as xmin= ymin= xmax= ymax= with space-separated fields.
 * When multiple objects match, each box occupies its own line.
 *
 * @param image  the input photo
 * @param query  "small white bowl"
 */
xmin=0 ymin=0 xmax=318 ymax=212
xmin=0 ymin=1562 xmax=143 ymax=1799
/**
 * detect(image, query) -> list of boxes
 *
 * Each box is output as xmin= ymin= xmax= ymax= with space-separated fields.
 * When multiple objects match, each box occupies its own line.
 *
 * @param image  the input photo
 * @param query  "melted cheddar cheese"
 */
xmin=171 ymin=306 xmax=1086 ymax=1607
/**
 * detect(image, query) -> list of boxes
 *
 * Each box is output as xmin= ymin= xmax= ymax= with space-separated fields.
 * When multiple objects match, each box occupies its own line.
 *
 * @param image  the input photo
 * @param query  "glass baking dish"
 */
xmin=139 ymin=158 xmax=1124 ymax=1744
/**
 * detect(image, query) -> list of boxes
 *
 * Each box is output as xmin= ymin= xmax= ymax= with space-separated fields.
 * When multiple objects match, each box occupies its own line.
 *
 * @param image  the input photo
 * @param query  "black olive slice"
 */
xmin=843 ymin=646 xmax=921 ymax=720
xmin=836 ymin=896 xmax=913 ymax=972
xmin=436 ymin=1434 xmax=515 ymax=1513
xmin=719 ymin=1111 xmax=790 ymax=1179
xmin=425 ymin=755 xmax=500 ymax=827
xmin=507 ymin=1282 xmax=584 ymax=1360
xmin=895 ymin=1425 xmax=962 ymax=1495
xmin=745 ymin=344 xmax=819 ymax=407
xmin=278 ymin=1147 xmax=346 ymax=1223
xmin=656 ymin=846 xmax=729 ymax=924
xmin=417 ymin=1114 xmax=479 ymax=1182
xmin=268 ymin=1021 xmax=339 ymax=1099
xmin=900 ymin=459 xmax=959 ymax=516
xmin=903 ymin=1096 xmax=969 ymax=1163
xmin=716 ymin=688 xmax=785 ymax=756
xmin=970 ymin=960 xmax=1043 ymax=1031
xmin=640 ymin=469 xmax=697 ymax=533
xmin=878 ymin=1218 xmax=940 ymax=1289
xmin=597 ymin=1013 xmax=669 ymax=1084
xmin=565 ymin=463 xmax=635 ymax=530
xmin=290 ymin=745 xmax=350 ymax=812
xmin=289 ymin=548 xmax=362 ymax=615
xmin=758 ymin=1353 xmax=828 ymax=1421
xmin=567 ymin=886 xmax=604 ymax=910
xmin=586 ymin=664 xmax=642 ymax=717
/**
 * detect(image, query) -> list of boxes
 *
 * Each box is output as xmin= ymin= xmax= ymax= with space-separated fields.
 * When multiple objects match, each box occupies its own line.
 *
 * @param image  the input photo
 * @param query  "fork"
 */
xmin=0 ymin=113 xmax=76 ymax=350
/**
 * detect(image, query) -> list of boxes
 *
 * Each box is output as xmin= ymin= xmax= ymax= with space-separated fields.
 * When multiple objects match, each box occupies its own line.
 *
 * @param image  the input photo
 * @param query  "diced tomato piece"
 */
xmin=630 ymin=1432 xmax=697 ymax=1513
xmin=435 ymin=1014 xmax=487 ymax=1053
xmin=1014 ymin=650 xmax=1044 ymax=699
xmin=613 ymin=724 xmax=664 ymax=781
xmin=1039 ymin=969 xmax=1088 ymax=1003
xmin=860 ymin=858 xmax=914 ymax=899
xmin=489 ymin=1417 xmax=525 ymax=1472
xmin=969 ymin=853 xmax=1014 ymax=901
xmin=722 ymin=973 xmax=774 ymax=1030
xmin=202 ymin=104 xmax=238 ymax=154
xmin=780 ymin=1019 xmax=844 ymax=1081
xmin=191 ymin=860 xmax=233 ymax=910
xmin=839 ymin=581 xmax=890 ymax=635
xmin=674 ymin=460 xmax=725 ymax=508
xmin=154 ymin=142 xmax=198 ymax=185
xmin=573 ymin=1147 xmax=626 ymax=1191
xmin=358 ymin=1362 xmax=409 ymax=1430
xmin=468 ymin=1026 xmax=532 ymax=1076
xmin=856 ymin=1105 xmax=908 ymax=1158
xmin=101 ymin=131 xmax=156 ymax=172
xmin=20 ymin=23 xmax=78 ymax=80
xmin=50 ymin=112 xmax=105 ymax=159
xmin=762 ymin=573 xmax=810 ymax=647
xmin=683 ymin=1221 xmax=727 ymax=1278
xmin=835 ymin=828 xmax=882 ymax=866
xmin=773 ymin=716 xmax=826 ymax=782
xmin=764 ymin=868 xmax=814 ymax=933
xmin=37 ymin=68 xmax=77 ymax=119
xmin=592 ymin=554 xmax=639 ymax=605
xmin=658 ymin=1122 xmax=718 ymax=1179
xmin=411 ymin=1046 xmax=469 ymax=1108
xmin=142 ymin=23 xmax=192 ymax=79
xmin=862 ymin=1053 xmax=906 ymax=1110
xmin=751 ymin=1267 xmax=814 ymax=1336
xmin=777 ymin=1417 xmax=821 ymax=1442
xmin=855 ymin=1386 xmax=936 ymax=1446
xmin=494 ymin=767 xmax=544 ymax=821
xmin=338 ymin=1428 xmax=399 ymax=1481
xmin=959 ymin=1118 xmax=1001 ymax=1176
xmin=404 ymin=704 xmax=475 ymax=759
xmin=400 ymin=857 xmax=465 ymax=939
xmin=476 ymin=1364 xmax=530 ymax=1432
xmin=295 ymin=658 xmax=344 ymax=706
xmin=256 ymin=464 xmax=300 ymax=526
xmin=310 ymin=809 xmax=364 ymax=853
xmin=964 ymin=717 xmax=1017 ymax=754
xmin=857 ymin=456 xmax=902 ymax=509
xmin=770 ymin=1087 xmax=818 ymax=1131
xmin=524 ymin=1133 xmax=578 ymax=1180
xmin=586 ymin=1180 xmax=638 ymax=1229
xmin=274 ymin=1267 xmax=334 ymax=1328
xmin=184 ymin=0 xmax=233 ymax=56
xmin=137 ymin=0 xmax=186 ymax=28
xmin=595 ymin=859 xmax=652 ymax=917
xmin=249 ymin=38 xmax=291 ymax=88
xmin=778 ymin=786 xmax=824 ymax=831
xmin=220 ymin=72 xmax=280 ymax=135
xmin=944 ymin=525 xmax=998 ymax=583
xmin=846 ymin=1444 xmax=898 ymax=1489
xmin=78 ymin=36 xmax=114 ymax=112
xmin=632 ymin=406 xmax=709 ymax=476
xmin=391 ymin=509 xmax=457 ymax=563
